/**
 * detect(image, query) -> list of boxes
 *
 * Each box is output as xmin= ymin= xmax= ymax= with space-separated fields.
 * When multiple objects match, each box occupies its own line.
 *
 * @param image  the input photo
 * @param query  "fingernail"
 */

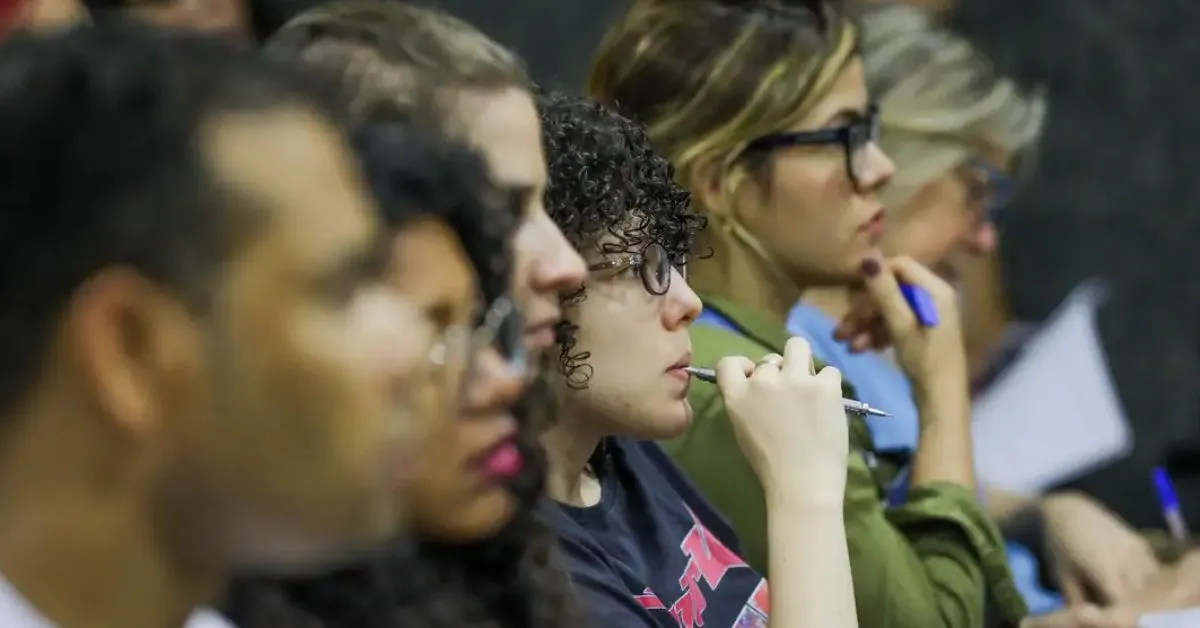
xmin=860 ymin=258 xmax=880 ymax=277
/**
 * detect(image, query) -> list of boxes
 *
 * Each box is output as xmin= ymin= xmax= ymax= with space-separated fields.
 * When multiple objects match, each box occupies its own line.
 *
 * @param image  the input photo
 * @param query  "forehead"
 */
xmin=789 ymin=57 xmax=869 ymax=131
xmin=452 ymin=86 xmax=545 ymax=191
xmin=202 ymin=107 xmax=376 ymax=273
xmin=388 ymin=219 xmax=477 ymax=306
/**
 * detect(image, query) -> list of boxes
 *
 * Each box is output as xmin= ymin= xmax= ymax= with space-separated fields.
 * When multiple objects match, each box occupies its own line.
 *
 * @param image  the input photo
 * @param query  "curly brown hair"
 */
xmin=537 ymin=90 xmax=706 ymax=389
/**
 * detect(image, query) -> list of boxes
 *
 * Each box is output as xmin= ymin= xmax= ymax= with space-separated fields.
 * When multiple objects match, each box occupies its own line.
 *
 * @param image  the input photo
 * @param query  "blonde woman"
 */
xmin=794 ymin=6 xmax=1177 ymax=620
xmin=589 ymin=0 xmax=1027 ymax=626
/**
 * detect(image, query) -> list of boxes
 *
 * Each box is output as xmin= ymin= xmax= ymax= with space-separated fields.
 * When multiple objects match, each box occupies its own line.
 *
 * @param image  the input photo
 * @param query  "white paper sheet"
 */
xmin=1140 ymin=607 xmax=1200 ymax=628
xmin=972 ymin=282 xmax=1133 ymax=493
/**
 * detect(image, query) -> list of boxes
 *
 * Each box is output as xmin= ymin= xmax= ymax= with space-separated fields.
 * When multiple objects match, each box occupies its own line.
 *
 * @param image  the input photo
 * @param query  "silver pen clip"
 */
xmin=682 ymin=366 xmax=892 ymax=418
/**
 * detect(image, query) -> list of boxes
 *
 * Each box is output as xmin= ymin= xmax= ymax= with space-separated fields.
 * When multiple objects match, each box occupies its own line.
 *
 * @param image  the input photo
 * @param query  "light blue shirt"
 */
xmin=787 ymin=303 xmax=919 ymax=454
xmin=787 ymin=301 xmax=1064 ymax=614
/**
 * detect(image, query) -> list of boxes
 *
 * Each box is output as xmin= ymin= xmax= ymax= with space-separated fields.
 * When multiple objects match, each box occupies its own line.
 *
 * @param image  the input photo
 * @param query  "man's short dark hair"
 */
xmin=0 ymin=22 xmax=341 ymax=418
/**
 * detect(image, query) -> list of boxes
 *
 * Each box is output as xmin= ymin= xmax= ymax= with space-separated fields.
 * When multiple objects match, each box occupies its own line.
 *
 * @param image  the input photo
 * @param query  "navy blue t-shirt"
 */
xmin=547 ymin=437 xmax=770 ymax=627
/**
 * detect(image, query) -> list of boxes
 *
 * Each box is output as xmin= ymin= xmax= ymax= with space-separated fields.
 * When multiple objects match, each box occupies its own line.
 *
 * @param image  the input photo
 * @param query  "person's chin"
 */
xmin=933 ymin=261 xmax=960 ymax=283
xmin=643 ymin=398 xmax=693 ymax=440
xmin=420 ymin=489 xmax=517 ymax=542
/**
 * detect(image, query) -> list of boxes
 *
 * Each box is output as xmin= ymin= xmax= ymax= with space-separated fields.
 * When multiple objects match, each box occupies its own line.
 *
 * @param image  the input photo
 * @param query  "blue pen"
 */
xmin=899 ymin=283 xmax=939 ymax=327
xmin=1152 ymin=466 xmax=1191 ymax=544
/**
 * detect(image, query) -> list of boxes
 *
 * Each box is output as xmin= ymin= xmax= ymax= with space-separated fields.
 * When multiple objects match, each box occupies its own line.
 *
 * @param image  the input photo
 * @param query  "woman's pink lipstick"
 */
xmin=480 ymin=439 xmax=523 ymax=480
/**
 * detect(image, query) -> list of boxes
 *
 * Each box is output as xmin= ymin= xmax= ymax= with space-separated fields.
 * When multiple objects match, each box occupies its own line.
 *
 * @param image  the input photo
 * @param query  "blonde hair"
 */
xmin=859 ymin=4 xmax=1046 ymax=208
xmin=588 ymin=0 xmax=859 ymax=295
xmin=264 ymin=0 xmax=530 ymax=121
xmin=588 ymin=0 xmax=856 ymax=200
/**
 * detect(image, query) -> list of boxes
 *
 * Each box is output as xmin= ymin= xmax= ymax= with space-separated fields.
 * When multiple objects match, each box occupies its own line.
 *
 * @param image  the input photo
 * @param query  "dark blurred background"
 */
xmin=431 ymin=0 xmax=618 ymax=92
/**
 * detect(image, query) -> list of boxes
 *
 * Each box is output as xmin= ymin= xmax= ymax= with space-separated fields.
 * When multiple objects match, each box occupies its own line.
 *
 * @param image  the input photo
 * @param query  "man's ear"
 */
xmin=65 ymin=267 xmax=197 ymax=438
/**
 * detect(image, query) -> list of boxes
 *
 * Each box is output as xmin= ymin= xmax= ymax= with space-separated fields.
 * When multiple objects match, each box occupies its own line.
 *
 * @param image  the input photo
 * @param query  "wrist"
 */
xmin=760 ymin=464 xmax=848 ymax=511
xmin=913 ymin=375 xmax=970 ymax=425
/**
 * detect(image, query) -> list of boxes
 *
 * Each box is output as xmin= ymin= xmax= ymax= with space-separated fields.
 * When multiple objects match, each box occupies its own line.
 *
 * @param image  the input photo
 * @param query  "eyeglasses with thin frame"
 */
xmin=428 ymin=295 xmax=525 ymax=409
xmin=740 ymin=104 xmax=881 ymax=188
xmin=586 ymin=241 xmax=686 ymax=296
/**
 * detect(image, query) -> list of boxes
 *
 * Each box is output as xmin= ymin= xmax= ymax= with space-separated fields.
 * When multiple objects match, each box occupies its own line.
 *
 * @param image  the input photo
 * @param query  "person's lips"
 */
xmin=666 ymin=352 xmax=693 ymax=381
xmin=523 ymin=318 xmax=559 ymax=350
xmin=860 ymin=208 xmax=886 ymax=238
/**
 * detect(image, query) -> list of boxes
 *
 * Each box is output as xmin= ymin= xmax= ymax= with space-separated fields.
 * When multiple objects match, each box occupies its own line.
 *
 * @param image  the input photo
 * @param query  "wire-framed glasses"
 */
xmin=428 ymin=295 xmax=526 ymax=409
xmin=587 ymin=241 xmax=685 ymax=296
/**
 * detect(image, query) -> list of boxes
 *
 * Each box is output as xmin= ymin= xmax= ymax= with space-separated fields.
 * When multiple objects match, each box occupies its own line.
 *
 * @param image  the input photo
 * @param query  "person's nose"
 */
xmin=966 ymin=221 xmax=998 ymax=255
xmin=859 ymin=141 xmax=896 ymax=192
xmin=662 ymin=268 xmax=702 ymax=330
xmin=523 ymin=213 xmax=586 ymax=295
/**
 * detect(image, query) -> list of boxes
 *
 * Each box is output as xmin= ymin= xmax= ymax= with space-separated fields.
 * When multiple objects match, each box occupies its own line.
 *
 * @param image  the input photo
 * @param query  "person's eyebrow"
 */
xmin=822 ymin=106 xmax=869 ymax=127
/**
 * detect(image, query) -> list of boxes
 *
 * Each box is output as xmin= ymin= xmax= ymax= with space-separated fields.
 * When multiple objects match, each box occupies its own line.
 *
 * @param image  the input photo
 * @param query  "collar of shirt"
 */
xmin=0 ymin=574 xmax=237 ymax=627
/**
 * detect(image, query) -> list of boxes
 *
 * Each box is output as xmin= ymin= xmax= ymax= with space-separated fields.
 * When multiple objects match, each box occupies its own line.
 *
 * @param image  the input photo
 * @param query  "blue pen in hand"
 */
xmin=899 ymin=283 xmax=939 ymax=327
xmin=1153 ymin=466 xmax=1191 ymax=545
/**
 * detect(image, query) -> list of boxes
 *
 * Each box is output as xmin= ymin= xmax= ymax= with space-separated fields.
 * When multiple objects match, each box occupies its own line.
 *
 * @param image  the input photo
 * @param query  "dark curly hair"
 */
xmin=537 ymin=90 xmax=706 ymax=389
xmin=222 ymin=123 xmax=574 ymax=628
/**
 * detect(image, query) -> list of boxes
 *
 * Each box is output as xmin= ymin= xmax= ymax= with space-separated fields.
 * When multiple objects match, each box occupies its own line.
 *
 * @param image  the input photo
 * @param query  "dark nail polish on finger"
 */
xmin=860 ymin=258 xmax=880 ymax=277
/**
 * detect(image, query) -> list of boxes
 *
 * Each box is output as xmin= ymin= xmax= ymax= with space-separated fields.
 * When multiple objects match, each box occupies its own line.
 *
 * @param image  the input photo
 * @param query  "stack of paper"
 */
xmin=972 ymin=283 xmax=1133 ymax=493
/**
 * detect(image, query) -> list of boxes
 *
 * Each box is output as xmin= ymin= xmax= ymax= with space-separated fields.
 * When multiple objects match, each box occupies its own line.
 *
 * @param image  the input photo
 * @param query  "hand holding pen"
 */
xmin=714 ymin=337 xmax=851 ymax=500
xmin=835 ymin=256 xmax=967 ymax=392
xmin=1154 ymin=467 xmax=1191 ymax=547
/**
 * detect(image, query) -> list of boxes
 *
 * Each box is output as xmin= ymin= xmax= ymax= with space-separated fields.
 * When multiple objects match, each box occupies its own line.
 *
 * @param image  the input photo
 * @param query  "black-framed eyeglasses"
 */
xmin=428 ymin=295 xmax=526 ymax=408
xmin=963 ymin=158 xmax=1013 ymax=224
xmin=740 ymin=104 xmax=881 ymax=188
xmin=587 ymin=241 xmax=685 ymax=296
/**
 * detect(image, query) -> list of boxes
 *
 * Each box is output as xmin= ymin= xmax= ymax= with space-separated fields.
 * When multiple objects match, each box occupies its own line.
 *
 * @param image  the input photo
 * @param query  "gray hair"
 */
xmin=859 ymin=4 xmax=1047 ymax=209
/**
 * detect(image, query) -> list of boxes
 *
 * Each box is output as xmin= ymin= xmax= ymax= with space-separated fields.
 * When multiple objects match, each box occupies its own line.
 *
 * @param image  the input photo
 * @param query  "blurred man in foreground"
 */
xmin=0 ymin=23 xmax=425 ymax=628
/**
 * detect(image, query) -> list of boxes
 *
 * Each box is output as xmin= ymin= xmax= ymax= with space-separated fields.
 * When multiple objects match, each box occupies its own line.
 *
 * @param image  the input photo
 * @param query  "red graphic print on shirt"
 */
xmin=641 ymin=510 xmax=771 ymax=628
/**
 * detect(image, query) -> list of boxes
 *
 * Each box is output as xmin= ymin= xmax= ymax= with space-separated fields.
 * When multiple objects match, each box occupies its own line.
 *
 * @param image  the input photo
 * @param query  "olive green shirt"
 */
xmin=665 ymin=293 xmax=1028 ymax=627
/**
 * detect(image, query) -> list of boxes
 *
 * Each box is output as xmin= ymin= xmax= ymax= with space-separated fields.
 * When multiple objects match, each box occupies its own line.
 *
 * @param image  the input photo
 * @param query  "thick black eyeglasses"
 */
xmin=740 ymin=104 xmax=881 ymax=188
xmin=587 ymin=242 xmax=685 ymax=296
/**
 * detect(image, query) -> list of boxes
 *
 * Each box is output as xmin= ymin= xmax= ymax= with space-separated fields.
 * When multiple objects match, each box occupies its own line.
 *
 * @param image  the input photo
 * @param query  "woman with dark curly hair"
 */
xmin=537 ymin=89 xmax=858 ymax=628
xmin=223 ymin=121 xmax=574 ymax=628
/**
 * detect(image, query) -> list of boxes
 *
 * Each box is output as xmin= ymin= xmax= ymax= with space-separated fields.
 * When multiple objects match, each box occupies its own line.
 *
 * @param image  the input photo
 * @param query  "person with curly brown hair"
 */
xmin=537 ymin=89 xmax=859 ymax=628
